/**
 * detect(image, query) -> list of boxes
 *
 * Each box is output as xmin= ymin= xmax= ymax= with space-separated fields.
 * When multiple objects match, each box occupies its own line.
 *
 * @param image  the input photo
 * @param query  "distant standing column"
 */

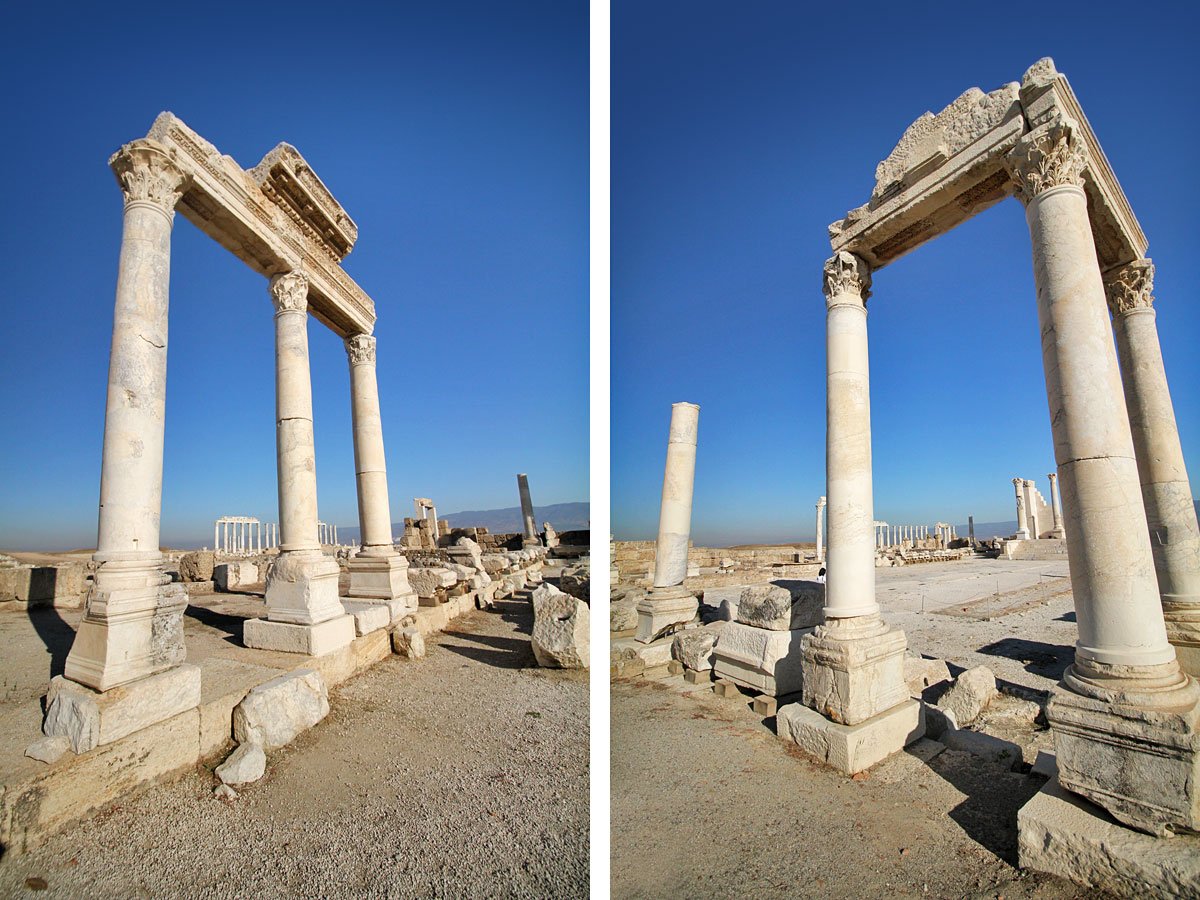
xmin=635 ymin=402 xmax=701 ymax=642
xmin=815 ymin=496 xmax=826 ymax=562
xmin=1106 ymin=260 xmax=1200 ymax=673
xmin=1047 ymin=473 xmax=1065 ymax=538
xmin=1024 ymin=480 xmax=1040 ymax=538
xmin=1013 ymin=478 xmax=1031 ymax=539
xmin=517 ymin=474 xmax=540 ymax=547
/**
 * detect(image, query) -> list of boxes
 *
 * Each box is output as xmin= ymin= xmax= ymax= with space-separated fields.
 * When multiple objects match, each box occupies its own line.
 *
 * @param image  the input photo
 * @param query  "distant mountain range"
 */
xmin=337 ymin=501 xmax=589 ymax=545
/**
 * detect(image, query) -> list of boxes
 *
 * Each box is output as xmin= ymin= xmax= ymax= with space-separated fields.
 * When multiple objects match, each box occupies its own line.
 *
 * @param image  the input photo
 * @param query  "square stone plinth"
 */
xmin=635 ymin=587 xmax=698 ymax=643
xmin=43 ymin=664 xmax=202 ymax=754
xmin=777 ymin=698 xmax=925 ymax=774
xmin=339 ymin=601 xmax=392 ymax=636
xmin=713 ymin=623 xmax=812 ymax=696
xmin=1019 ymin=779 xmax=1200 ymax=897
xmin=243 ymin=615 xmax=355 ymax=656
xmin=801 ymin=625 xmax=909 ymax=725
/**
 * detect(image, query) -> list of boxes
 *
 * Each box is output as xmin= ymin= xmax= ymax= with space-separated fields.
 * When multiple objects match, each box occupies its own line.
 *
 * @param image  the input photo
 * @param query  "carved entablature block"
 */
xmin=823 ymin=251 xmax=872 ymax=305
xmin=871 ymin=83 xmax=1021 ymax=206
xmin=1006 ymin=119 xmax=1088 ymax=202
xmin=1105 ymin=259 xmax=1155 ymax=316
xmin=109 ymin=139 xmax=188 ymax=219
xmin=270 ymin=272 xmax=309 ymax=313
xmin=251 ymin=144 xmax=358 ymax=261
xmin=345 ymin=333 xmax=377 ymax=365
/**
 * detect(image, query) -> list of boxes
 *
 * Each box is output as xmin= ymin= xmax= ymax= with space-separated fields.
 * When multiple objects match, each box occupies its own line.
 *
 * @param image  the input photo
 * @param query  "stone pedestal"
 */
xmin=778 ymin=698 xmax=924 ymax=775
xmin=634 ymin=585 xmax=698 ymax=644
xmin=801 ymin=616 xmax=909 ymax=725
xmin=344 ymin=553 xmax=418 ymax=620
xmin=243 ymin=614 xmax=355 ymax=656
xmin=712 ymin=622 xmax=811 ymax=696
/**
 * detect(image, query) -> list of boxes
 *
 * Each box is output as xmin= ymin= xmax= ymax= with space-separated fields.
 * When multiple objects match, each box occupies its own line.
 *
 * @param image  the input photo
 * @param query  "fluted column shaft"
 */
xmin=652 ymin=403 xmax=699 ymax=587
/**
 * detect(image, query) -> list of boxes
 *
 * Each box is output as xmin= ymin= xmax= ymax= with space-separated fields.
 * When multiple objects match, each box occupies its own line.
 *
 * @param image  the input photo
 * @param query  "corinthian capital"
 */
xmin=1104 ymin=259 xmax=1155 ymax=316
xmin=823 ymin=251 xmax=872 ymax=306
xmin=345 ymin=333 xmax=377 ymax=365
xmin=109 ymin=139 xmax=186 ymax=219
xmin=270 ymin=272 xmax=309 ymax=313
xmin=1006 ymin=121 xmax=1088 ymax=201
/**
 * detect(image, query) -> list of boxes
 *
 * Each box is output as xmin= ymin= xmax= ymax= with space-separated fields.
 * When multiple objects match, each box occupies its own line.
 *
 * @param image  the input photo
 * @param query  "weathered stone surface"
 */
xmin=778 ymin=698 xmax=925 ymax=774
xmin=232 ymin=669 xmax=329 ymax=751
xmin=44 ymin=664 xmax=202 ymax=754
xmin=339 ymin=600 xmax=390 ymax=636
xmin=735 ymin=582 xmax=824 ymax=631
xmin=671 ymin=628 xmax=718 ymax=671
xmin=407 ymin=567 xmax=455 ymax=597
xmin=713 ymin=622 xmax=807 ymax=695
xmin=392 ymin=626 xmax=426 ymax=659
xmin=214 ymin=561 xmax=259 ymax=591
xmin=531 ymin=584 xmax=589 ymax=669
xmin=179 ymin=551 xmax=215 ymax=583
xmin=610 ymin=592 xmax=639 ymax=632
xmin=24 ymin=735 xmax=71 ymax=765
xmin=938 ymin=665 xmax=997 ymax=726
xmin=242 ymin=615 xmax=354 ymax=656
xmin=559 ymin=566 xmax=591 ymax=603
xmin=1019 ymin=779 xmax=1200 ymax=898
xmin=904 ymin=655 xmax=952 ymax=695
xmin=481 ymin=554 xmax=509 ymax=577
xmin=215 ymin=742 xmax=266 ymax=785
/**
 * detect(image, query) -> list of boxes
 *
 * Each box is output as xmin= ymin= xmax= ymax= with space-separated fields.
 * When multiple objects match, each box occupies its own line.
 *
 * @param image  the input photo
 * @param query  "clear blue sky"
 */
xmin=612 ymin=1 xmax=1199 ymax=546
xmin=0 ymin=2 xmax=588 ymax=551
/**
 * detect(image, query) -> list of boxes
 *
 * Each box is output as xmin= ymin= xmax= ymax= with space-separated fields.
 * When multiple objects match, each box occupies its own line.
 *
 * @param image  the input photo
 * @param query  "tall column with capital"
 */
xmin=1013 ymin=478 xmax=1031 ymax=539
xmin=782 ymin=252 xmax=920 ymax=775
xmin=342 ymin=333 xmax=416 ymax=617
xmin=1010 ymin=119 xmax=1200 ymax=834
xmin=46 ymin=140 xmax=200 ymax=752
xmin=1047 ymin=472 xmax=1065 ymax=539
xmin=244 ymin=273 xmax=353 ymax=655
xmin=1105 ymin=260 xmax=1200 ymax=674
xmin=635 ymin=402 xmax=701 ymax=642
xmin=815 ymin=496 xmax=826 ymax=562
xmin=517 ymin=474 xmax=541 ymax=547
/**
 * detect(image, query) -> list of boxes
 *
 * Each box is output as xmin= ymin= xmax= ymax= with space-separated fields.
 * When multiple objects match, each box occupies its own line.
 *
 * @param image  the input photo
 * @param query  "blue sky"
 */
xmin=0 ymin=1 xmax=588 ymax=551
xmin=612 ymin=1 xmax=1199 ymax=546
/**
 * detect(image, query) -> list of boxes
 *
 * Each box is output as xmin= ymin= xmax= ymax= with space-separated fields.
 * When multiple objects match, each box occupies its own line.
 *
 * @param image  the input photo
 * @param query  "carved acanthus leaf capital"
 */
xmin=1104 ymin=259 xmax=1155 ymax=316
xmin=823 ymin=251 xmax=872 ymax=305
xmin=270 ymin=272 xmax=309 ymax=313
xmin=109 ymin=140 xmax=186 ymax=219
xmin=345 ymin=333 xmax=376 ymax=365
xmin=1006 ymin=121 xmax=1088 ymax=201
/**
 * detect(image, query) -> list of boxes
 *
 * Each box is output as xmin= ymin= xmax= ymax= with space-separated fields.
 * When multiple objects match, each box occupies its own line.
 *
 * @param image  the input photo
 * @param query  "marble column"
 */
xmin=517 ymin=473 xmax=540 ymax=547
xmin=815 ymin=496 xmax=826 ymax=562
xmin=1011 ymin=120 xmax=1200 ymax=834
xmin=1013 ymin=478 xmax=1031 ymax=539
xmin=1024 ymin=479 xmax=1040 ymax=539
xmin=794 ymin=252 xmax=916 ymax=765
xmin=343 ymin=333 xmax=416 ymax=616
xmin=1105 ymin=260 xmax=1200 ymax=674
xmin=244 ymin=273 xmax=352 ymax=656
xmin=61 ymin=140 xmax=193 ymax=696
xmin=636 ymin=402 xmax=701 ymax=642
xmin=1047 ymin=472 xmax=1065 ymax=539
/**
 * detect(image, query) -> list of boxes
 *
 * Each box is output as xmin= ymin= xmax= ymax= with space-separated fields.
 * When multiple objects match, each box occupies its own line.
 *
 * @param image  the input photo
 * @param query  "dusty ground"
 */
xmin=612 ymin=557 xmax=1105 ymax=899
xmin=0 ymin=596 xmax=589 ymax=899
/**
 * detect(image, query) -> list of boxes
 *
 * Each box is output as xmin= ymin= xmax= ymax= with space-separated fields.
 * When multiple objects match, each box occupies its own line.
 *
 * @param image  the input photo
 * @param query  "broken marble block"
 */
xmin=671 ymin=627 xmax=720 ymax=671
xmin=735 ymin=582 xmax=825 ymax=631
xmin=937 ymin=665 xmax=998 ymax=727
xmin=232 ymin=669 xmax=329 ymax=751
xmin=216 ymin=742 xmax=267 ymax=785
xmin=532 ymin=584 xmax=589 ymax=669
xmin=392 ymin=626 xmax=426 ymax=659
xmin=712 ymin=621 xmax=810 ymax=696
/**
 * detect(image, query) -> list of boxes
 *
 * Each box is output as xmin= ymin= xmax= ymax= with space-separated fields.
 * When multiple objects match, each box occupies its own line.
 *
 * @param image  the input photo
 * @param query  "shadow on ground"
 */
xmin=185 ymin=603 xmax=246 ymax=646
xmin=977 ymin=637 xmax=1073 ymax=680
xmin=27 ymin=607 xmax=75 ymax=681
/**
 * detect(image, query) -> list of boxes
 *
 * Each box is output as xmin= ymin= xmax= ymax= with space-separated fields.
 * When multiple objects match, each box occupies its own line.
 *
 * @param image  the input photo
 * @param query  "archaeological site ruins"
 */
xmin=0 ymin=114 xmax=591 ymax=863
xmin=612 ymin=59 xmax=1200 ymax=897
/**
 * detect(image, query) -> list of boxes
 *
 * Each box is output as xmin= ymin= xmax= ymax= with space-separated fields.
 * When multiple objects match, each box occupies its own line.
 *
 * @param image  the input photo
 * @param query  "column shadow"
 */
xmin=439 ymin=631 xmax=536 ymax=669
xmin=184 ymin=603 xmax=246 ymax=645
xmin=976 ymin=637 xmax=1073 ymax=680
xmin=25 ymin=569 xmax=76 ymax=682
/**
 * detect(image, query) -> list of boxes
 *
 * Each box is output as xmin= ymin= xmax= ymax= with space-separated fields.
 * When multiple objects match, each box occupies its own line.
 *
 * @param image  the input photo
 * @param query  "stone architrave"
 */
xmin=1105 ymin=260 xmax=1200 ymax=674
xmin=635 ymin=402 xmax=701 ymax=642
xmin=790 ymin=252 xmax=920 ymax=772
xmin=244 ymin=273 xmax=352 ymax=656
xmin=517 ymin=474 xmax=540 ymax=548
xmin=341 ymin=333 xmax=417 ymax=620
xmin=45 ymin=140 xmax=202 ymax=748
xmin=1009 ymin=116 xmax=1200 ymax=835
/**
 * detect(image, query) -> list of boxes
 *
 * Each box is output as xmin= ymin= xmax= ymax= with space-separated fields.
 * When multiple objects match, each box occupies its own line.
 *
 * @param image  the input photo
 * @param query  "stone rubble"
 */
xmin=531 ymin=584 xmax=590 ymax=669
xmin=232 ymin=669 xmax=330 ymax=751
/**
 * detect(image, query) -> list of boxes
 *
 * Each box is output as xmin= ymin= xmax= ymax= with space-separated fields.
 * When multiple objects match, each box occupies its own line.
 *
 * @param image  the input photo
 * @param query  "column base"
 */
xmin=800 ymin=615 xmax=909 ymax=725
xmin=777 ymin=698 xmax=924 ymax=774
xmin=263 ymin=551 xmax=345 ymax=625
xmin=634 ymin=584 xmax=698 ymax=643
xmin=344 ymin=552 xmax=418 ymax=621
xmin=243 ymin=615 xmax=355 ymax=656
xmin=43 ymin=663 xmax=200 ymax=754
xmin=1164 ymin=599 xmax=1200 ymax=678
xmin=1048 ymin=660 xmax=1200 ymax=836
xmin=712 ymin=623 xmax=813 ymax=696
xmin=64 ymin=565 xmax=188 ymax=692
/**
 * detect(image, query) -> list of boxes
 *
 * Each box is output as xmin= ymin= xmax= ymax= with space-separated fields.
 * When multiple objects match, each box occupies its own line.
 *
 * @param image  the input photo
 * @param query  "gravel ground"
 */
xmin=611 ymin=678 xmax=1100 ymax=900
xmin=0 ymin=595 xmax=589 ymax=899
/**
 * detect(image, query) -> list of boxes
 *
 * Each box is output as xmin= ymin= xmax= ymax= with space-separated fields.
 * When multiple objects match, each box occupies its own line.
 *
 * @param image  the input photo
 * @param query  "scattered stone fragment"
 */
xmin=216 ymin=742 xmax=267 ymax=785
xmin=392 ymin=627 xmax=426 ymax=659
xmin=937 ymin=665 xmax=998 ymax=726
xmin=671 ymin=628 xmax=718 ymax=671
xmin=903 ymin=655 xmax=952 ymax=695
xmin=24 ymin=735 xmax=71 ymax=765
xmin=232 ymin=669 xmax=329 ymax=751
xmin=531 ymin=584 xmax=589 ymax=669
xmin=213 ymin=784 xmax=238 ymax=801
xmin=179 ymin=550 xmax=215 ymax=583
xmin=753 ymin=695 xmax=778 ymax=717
xmin=735 ymin=582 xmax=824 ymax=631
